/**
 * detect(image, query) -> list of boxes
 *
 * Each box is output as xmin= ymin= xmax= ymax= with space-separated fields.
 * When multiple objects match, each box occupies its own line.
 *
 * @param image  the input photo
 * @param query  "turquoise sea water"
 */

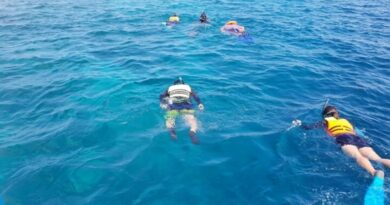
xmin=1 ymin=0 xmax=390 ymax=204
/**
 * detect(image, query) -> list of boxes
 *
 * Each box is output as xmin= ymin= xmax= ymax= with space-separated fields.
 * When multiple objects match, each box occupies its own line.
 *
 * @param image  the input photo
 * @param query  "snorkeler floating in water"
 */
xmin=199 ymin=12 xmax=209 ymax=23
xmin=160 ymin=77 xmax=204 ymax=144
xmin=293 ymin=105 xmax=390 ymax=177
xmin=166 ymin=13 xmax=180 ymax=26
xmin=220 ymin=21 xmax=245 ymax=36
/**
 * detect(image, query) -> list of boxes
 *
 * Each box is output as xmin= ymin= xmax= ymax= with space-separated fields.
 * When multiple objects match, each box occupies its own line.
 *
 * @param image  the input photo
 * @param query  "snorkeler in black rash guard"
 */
xmin=293 ymin=105 xmax=390 ymax=177
xmin=199 ymin=12 xmax=209 ymax=23
xmin=159 ymin=77 xmax=204 ymax=144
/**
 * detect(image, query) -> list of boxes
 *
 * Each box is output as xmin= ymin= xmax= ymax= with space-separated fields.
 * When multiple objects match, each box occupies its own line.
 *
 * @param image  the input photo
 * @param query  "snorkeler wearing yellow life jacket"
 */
xmin=167 ymin=13 xmax=180 ymax=25
xmin=293 ymin=105 xmax=390 ymax=177
xmin=220 ymin=21 xmax=245 ymax=35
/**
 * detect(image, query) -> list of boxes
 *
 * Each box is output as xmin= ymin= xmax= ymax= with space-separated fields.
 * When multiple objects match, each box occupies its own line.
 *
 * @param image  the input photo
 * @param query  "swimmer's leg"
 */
xmin=342 ymin=145 xmax=376 ymax=176
xmin=165 ymin=110 xmax=179 ymax=141
xmin=359 ymin=147 xmax=390 ymax=169
xmin=182 ymin=111 xmax=199 ymax=144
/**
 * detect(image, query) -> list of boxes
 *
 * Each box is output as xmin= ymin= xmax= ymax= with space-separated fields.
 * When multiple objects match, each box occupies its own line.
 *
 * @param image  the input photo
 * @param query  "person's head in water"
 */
xmin=200 ymin=12 xmax=208 ymax=23
xmin=322 ymin=105 xmax=339 ymax=118
xmin=172 ymin=13 xmax=177 ymax=17
xmin=173 ymin=77 xmax=185 ymax=85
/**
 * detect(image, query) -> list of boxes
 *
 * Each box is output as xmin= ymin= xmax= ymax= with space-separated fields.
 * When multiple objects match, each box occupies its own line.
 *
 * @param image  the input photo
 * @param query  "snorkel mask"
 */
xmin=322 ymin=105 xmax=337 ymax=118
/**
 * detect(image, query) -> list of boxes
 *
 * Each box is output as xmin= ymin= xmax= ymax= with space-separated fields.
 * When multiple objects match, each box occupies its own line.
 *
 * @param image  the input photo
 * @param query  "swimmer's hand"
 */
xmin=292 ymin=119 xmax=302 ymax=127
xmin=198 ymin=103 xmax=204 ymax=111
xmin=160 ymin=103 xmax=168 ymax=110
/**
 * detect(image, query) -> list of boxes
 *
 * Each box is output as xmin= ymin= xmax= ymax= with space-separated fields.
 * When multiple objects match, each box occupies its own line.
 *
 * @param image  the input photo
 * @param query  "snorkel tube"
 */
xmin=322 ymin=98 xmax=330 ymax=117
xmin=173 ymin=77 xmax=184 ymax=85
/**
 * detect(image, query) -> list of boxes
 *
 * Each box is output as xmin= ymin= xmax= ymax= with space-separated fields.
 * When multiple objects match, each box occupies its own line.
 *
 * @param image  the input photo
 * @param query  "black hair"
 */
xmin=200 ymin=12 xmax=207 ymax=22
xmin=322 ymin=105 xmax=337 ymax=117
xmin=173 ymin=78 xmax=184 ymax=85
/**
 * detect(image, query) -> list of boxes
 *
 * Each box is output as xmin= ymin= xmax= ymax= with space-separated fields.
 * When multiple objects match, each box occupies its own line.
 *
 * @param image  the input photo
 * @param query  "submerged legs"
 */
xmin=359 ymin=147 xmax=390 ymax=169
xmin=341 ymin=145 xmax=376 ymax=176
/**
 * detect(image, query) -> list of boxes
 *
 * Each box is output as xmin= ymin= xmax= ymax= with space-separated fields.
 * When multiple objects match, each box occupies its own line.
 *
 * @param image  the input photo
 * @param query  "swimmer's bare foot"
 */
xmin=169 ymin=128 xmax=177 ymax=141
xmin=375 ymin=170 xmax=384 ymax=179
xmin=189 ymin=131 xmax=199 ymax=144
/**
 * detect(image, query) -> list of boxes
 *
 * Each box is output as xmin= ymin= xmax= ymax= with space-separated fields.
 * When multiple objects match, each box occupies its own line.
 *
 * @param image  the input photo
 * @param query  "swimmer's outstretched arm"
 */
xmin=190 ymin=91 xmax=204 ymax=110
xmin=159 ymin=90 xmax=169 ymax=103
xmin=159 ymin=90 xmax=170 ymax=109
xmin=190 ymin=91 xmax=201 ymax=104
xmin=301 ymin=121 xmax=325 ymax=130
xmin=293 ymin=119 xmax=324 ymax=130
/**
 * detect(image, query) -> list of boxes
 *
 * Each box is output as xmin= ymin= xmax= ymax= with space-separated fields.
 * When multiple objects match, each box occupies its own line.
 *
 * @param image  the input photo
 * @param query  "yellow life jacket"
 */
xmin=324 ymin=117 xmax=355 ymax=137
xmin=169 ymin=16 xmax=180 ymax=22
xmin=168 ymin=84 xmax=191 ymax=103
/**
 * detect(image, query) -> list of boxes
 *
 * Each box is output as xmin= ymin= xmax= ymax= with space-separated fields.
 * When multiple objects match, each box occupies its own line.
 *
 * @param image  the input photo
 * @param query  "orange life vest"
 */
xmin=324 ymin=117 xmax=355 ymax=137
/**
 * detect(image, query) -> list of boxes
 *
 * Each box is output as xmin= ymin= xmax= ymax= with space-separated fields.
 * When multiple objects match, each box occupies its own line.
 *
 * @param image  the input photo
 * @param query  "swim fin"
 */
xmin=364 ymin=170 xmax=385 ymax=205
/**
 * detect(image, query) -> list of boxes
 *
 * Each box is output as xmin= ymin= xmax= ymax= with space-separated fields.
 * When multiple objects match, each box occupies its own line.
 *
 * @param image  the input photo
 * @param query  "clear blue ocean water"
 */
xmin=1 ymin=0 xmax=390 ymax=204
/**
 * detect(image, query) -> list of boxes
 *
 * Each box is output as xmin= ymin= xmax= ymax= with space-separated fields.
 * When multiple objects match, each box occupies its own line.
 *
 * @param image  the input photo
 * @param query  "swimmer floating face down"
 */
xmin=159 ymin=77 xmax=204 ymax=144
xmin=293 ymin=104 xmax=390 ymax=177
xmin=221 ymin=21 xmax=245 ymax=35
